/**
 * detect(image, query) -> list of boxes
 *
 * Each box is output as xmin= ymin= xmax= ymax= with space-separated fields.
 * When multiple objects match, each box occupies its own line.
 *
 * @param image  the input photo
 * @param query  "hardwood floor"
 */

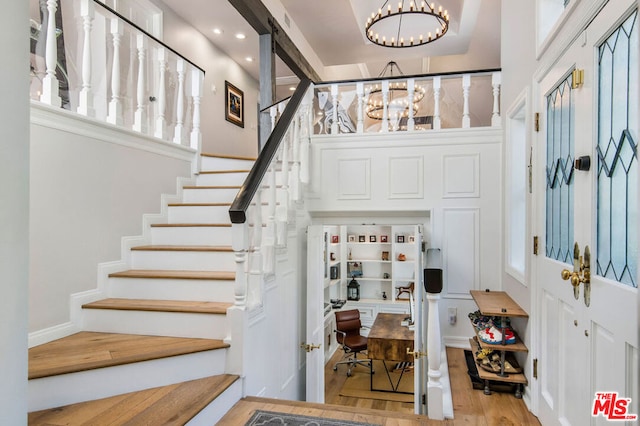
xmin=325 ymin=346 xmax=541 ymax=425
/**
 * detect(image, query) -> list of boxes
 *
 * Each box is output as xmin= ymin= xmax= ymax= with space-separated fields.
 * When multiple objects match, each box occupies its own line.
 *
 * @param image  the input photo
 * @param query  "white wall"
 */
xmin=307 ymin=130 xmax=503 ymax=346
xmin=29 ymin=106 xmax=192 ymax=332
xmin=153 ymin=0 xmax=260 ymax=158
xmin=0 ymin=0 xmax=29 ymax=422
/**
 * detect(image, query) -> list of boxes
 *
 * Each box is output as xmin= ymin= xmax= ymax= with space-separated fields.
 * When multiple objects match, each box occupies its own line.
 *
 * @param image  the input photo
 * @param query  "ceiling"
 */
xmin=159 ymin=0 xmax=500 ymax=100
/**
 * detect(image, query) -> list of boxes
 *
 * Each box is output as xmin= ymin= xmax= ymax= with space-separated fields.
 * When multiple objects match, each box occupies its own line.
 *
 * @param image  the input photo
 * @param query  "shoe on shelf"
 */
xmin=478 ymin=326 xmax=517 ymax=344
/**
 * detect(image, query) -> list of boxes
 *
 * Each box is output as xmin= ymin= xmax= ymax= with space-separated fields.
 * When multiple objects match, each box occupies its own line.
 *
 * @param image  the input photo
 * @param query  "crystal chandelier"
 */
xmin=365 ymin=1 xmax=450 ymax=48
xmin=365 ymin=61 xmax=425 ymax=121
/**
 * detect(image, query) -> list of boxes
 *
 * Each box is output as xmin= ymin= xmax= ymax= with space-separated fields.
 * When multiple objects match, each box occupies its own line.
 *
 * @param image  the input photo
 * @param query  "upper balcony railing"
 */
xmin=29 ymin=0 xmax=204 ymax=151
xmin=312 ymin=69 xmax=501 ymax=135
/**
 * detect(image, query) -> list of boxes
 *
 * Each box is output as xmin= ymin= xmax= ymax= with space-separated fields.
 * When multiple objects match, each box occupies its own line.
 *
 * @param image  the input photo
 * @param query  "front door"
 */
xmin=534 ymin=1 xmax=639 ymax=424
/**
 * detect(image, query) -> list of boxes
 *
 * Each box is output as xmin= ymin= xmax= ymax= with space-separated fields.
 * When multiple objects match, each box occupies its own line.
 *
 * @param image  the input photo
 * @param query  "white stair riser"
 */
xmin=130 ymin=250 xmax=236 ymax=271
xmin=168 ymin=205 xmax=231 ymax=224
xmin=108 ymin=277 xmax=235 ymax=302
xmin=83 ymin=309 xmax=228 ymax=339
xmin=200 ymin=157 xmax=254 ymax=171
xmin=28 ymin=349 xmax=227 ymax=411
xmin=196 ymin=172 xmax=248 ymax=187
xmin=150 ymin=226 xmax=232 ymax=246
xmin=183 ymin=188 xmax=239 ymax=203
xmin=186 ymin=378 xmax=242 ymax=426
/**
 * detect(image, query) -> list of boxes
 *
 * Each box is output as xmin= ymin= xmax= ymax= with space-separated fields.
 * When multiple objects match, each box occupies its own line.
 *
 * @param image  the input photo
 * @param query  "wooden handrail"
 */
xmin=229 ymin=78 xmax=311 ymax=224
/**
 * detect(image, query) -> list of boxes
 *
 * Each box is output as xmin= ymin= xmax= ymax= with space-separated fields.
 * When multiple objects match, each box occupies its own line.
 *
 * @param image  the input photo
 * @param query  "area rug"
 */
xmin=245 ymin=410 xmax=380 ymax=426
xmin=338 ymin=359 xmax=414 ymax=403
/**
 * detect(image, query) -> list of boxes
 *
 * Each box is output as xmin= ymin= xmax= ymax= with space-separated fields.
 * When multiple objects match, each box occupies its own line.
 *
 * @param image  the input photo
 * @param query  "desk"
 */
xmin=367 ymin=313 xmax=414 ymax=393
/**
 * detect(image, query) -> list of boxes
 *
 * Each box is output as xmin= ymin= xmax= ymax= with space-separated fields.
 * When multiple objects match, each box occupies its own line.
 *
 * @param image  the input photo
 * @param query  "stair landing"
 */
xmin=29 ymin=331 xmax=229 ymax=379
xmin=28 ymin=374 xmax=239 ymax=425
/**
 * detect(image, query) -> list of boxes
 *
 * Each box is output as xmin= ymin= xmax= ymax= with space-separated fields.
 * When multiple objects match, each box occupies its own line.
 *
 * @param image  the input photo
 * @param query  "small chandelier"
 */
xmin=365 ymin=61 xmax=425 ymax=121
xmin=365 ymin=1 xmax=450 ymax=48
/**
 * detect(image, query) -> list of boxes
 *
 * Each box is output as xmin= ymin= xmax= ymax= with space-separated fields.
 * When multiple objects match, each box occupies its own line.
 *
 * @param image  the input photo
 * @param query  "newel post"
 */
xmin=77 ymin=0 xmax=95 ymax=117
xmin=40 ymin=0 xmax=61 ymax=107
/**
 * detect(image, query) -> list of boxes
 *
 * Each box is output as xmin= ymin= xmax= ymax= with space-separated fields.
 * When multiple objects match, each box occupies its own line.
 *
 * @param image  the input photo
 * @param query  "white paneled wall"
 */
xmin=308 ymin=129 xmax=502 ymax=345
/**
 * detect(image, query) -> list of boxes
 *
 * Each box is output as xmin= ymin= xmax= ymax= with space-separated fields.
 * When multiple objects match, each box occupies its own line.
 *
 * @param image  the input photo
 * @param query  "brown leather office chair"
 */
xmin=333 ymin=309 xmax=373 ymax=377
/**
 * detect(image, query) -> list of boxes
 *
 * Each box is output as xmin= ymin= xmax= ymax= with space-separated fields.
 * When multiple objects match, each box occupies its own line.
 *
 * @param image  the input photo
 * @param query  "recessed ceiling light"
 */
xmin=235 ymin=33 xmax=246 ymax=40
xmin=245 ymin=56 xmax=254 ymax=62
xmin=212 ymin=28 xmax=222 ymax=35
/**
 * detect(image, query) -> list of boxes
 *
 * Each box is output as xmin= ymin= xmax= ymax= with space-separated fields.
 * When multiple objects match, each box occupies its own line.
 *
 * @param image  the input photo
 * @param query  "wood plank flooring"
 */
xmin=221 ymin=347 xmax=541 ymax=425
xmin=28 ymin=332 xmax=228 ymax=379
xmin=28 ymin=374 xmax=239 ymax=425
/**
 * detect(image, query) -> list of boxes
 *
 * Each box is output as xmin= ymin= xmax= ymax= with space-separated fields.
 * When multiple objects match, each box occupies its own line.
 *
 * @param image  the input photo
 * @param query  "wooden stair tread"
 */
xmin=182 ymin=185 xmax=241 ymax=189
xmin=29 ymin=332 xmax=229 ymax=379
xmin=201 ymin=153 xmax=256 ymax=161
xmin=28 ymin=374 xmax=239 ymax=424
xmin=150 ymin=223 xmax=231 ymax=227
xmin=199 ymin=169 xmax=250 ymax=174
xmin=167 ymin=202 xmax=231 ymax=206
xmin=82 ymin=298 xmax=232 ymax=314
xmin=109 ymin=269 xmax=235 ymax=279
xmin=130 ymin=245 xmax=233 ymax=252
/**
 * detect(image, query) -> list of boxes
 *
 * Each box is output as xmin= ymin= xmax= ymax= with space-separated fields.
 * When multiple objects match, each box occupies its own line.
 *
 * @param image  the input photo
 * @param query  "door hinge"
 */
xmin=533 ymin=358 xmax=538 ymax=379
xmin=422 ymin=394 xmax=426 ymax=405
xmin=533 ymin=236 xmax=539 ymax=255
xmin=534 ymin=113 xmax=540 ymax=132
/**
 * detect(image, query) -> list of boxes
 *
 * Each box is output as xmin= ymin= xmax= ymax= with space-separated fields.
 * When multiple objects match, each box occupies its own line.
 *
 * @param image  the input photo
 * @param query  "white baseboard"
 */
xmin=29 ymin=321 xmax=79 ymax=348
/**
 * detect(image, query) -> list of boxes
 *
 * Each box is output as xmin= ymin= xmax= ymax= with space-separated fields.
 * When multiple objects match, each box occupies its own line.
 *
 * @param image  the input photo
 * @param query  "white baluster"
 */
xmin=190 ymin=69 xmax=203 ymax=150
xmin=427 ymin=292 xmax=444 ymax=419
xmin=300 ymin=88 xmax=313 ymax=184
xmin=381 ymin=80 xmax=389 ymax=132
xmin=40 ymin=0 xmax=61 ymax=107
xmin=133 ymin=34 xmax=148 ymax=133
xmin=407 ymin=78 xmax=415 ymax=131
xmin=107 ymin=18 xmax=124 ymax=126
xmin=173 ymin=59 xmax=186 ymax=144
xmin=356 ymin=82 xmax=364 ymax=133
xmin=231 ymin=223 xmax=248 ymax=307
xmin=291 ymin=113 xmax=301 ymax=202
xmin=331 ymin=84 xmax=339 ymax=134
xmin=154 ymin=48 xmax=167 ymax=139
xmin=270 ymin=105 xmax=277 ymax=130
xmin=77 ymin=0 xmax=94 ymax=117
xmin=279 ymin=130 xmax=290 ymax=213
xmin=462 ymin=74 xmax=471 ymax=128
xmin=492 ymin=72 xmax=502 ymax=127
xmin=263 ymin=162 xmax=277 ymax=275
xmin=248 ymin=191 xmax=263 ymax=307
xmin=433 ymin=76 xmax=441 ymax=130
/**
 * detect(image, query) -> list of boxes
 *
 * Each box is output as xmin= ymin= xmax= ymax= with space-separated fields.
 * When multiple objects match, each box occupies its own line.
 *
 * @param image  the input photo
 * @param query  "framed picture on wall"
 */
xmin=225 ymin=81 xmax=244 ymax=128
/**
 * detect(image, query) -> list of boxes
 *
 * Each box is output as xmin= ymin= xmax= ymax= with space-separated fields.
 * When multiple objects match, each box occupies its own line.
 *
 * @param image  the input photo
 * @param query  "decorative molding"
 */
xmin=337 ymin=157 xmax=371 ymax=200
xmin=388 ymin=156 xmax=424 ymax=199
xmin=442 ymin=208 xmax=480 ymax=297
xmin=442 ymin=154 xmax=480 ymax=198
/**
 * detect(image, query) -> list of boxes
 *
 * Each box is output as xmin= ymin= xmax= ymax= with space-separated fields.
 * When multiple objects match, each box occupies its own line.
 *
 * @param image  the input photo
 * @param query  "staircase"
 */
xmin=28 ymin=154 xmax=255 ymax=425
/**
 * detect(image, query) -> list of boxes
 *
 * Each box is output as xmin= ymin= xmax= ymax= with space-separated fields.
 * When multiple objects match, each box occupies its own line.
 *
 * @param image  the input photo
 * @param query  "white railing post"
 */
xmin=270 ymin=104 xmax=277 ymax=130
xmin=154 ymin=47 xmax=167 ymax=139
xmin=133 ymin=34 xmax=148 ymax=133
xmin=77 ymin=0 xmax=95 ymax=117
xmin=331 ymin=84 xmax=339 ymax=134
xmin=381 ymin=80 xmax=390 ymax=132
xmin=356 ymin=82 xmax=364 ymax=133
xmin=190 ymin=69 xmax=203 ymax=151
xmin=433 ymin=76 xmax=441 ymax=130
xmin=462 ymin=74 xmax=471 ymax=128
xmin=492 ymin=72 xmax=502 ymax=127
xmin=40 ymin=0 xmax=61 ymax=107
xmin=173 ymin=59 xmax=186 ymax=144
xmin=291 ymin=113 xmax=301 ymax=202
xmin=427 ymin=292 xmax=444 ymax=419
xmin=407 ymin=78 xmax=415 ymax=131
xmin=107 ymin=18 xmax=124 ymax=126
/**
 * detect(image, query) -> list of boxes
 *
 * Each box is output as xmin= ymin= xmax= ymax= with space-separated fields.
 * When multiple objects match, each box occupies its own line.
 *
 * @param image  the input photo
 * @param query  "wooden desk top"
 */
xmin=367 ymin=313 xmax=414 ymax=362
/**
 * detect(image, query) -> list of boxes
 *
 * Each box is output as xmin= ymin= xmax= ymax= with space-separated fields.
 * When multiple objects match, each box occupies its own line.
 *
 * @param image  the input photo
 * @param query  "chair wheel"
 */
xmin=347 ymin=370 xmax=352 ymax=377
xmin=333 ymin=366 xmax=337 ymax=371
xmin=371 ymin=370 xmax=375 ymax=374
